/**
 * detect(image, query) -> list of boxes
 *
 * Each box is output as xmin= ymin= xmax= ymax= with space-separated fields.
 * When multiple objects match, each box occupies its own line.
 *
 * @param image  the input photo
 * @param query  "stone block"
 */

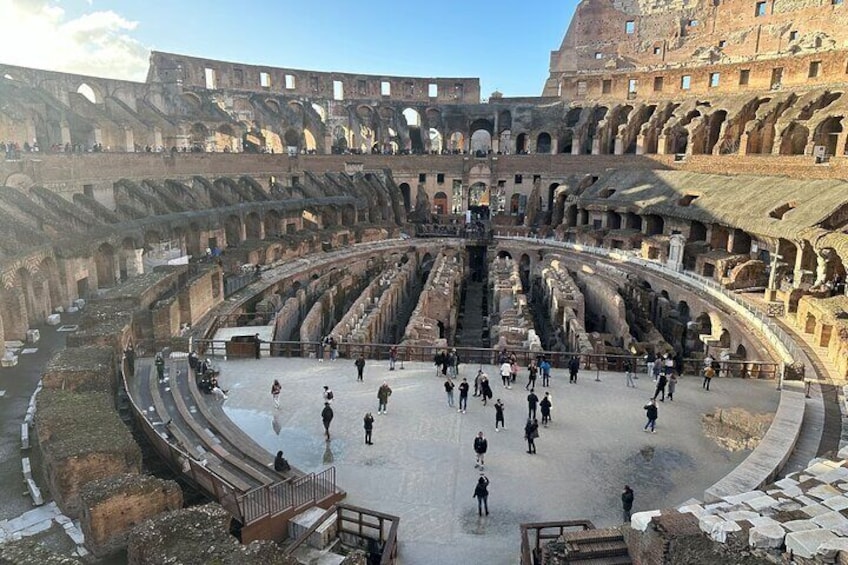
xmin=80 ymin=474 xmax=183 ymax=558
xmin=746 ymin=495 xmax=779 ymax=512
xmin=809 ymin=484 xmax=843 ymax=501
xmin=26 ymin=329 xmax=40 ymax=344
xmin=749 ymin=516 xmax=781 ymax=528
xmin=838 ymin=445 xmax=848 ymax=460
xmin=783 ymin=519 xmax=821 ymax=532
xmin=677 ymin=503 xmax=705 ymax=518
xmin=708 ymin=519 xmax=741 ymax=543
xmin=748 ymin=524 xmax=786 ymax=550
xmin=807 ymin=460 xmax=842 ymax=477
xmin=815 ymin=538 xmax=848 ymax=560
xmin=812 ymin=510 xmax=848 ymax=535
xmin=722 ymin=510 xmax=760 ymax=522
xmin=699 ymin=514 xmax=725 ymax=534
xmin=41 ymin=347 xmax=116 ymax=393
xmin=775 ymin=477 xmax=800 ymax=490
xmin=823 ymin=495 xmax=848 ymax=511
xmin=785 ymin=528 xmax=839 ymax=559
xmin=819 ymin=467 xmax=848 ymax=484
xmin=631 ymin=510 xmax=661 ymax=532
xmin=801 ymin=503 xmax=830 ymax=517
xmin=723 ymin=490 xmax=765 ymax=505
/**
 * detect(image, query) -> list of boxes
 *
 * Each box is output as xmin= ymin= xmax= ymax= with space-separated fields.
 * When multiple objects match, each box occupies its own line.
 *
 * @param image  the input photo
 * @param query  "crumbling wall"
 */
xmin=401 ymin=248 xmax=464 ymax=348
xmin=41 ymin=346 xmax=115 ymax=393
xmin=80 ymin=474 xmax=183 ymax=557
xmin=490 ymin=256 xmax=540 ymax=350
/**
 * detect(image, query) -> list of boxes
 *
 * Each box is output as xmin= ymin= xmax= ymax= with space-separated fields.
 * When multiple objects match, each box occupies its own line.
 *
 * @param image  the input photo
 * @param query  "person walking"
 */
xmin=447 ymin=349 xmax=457 ymax=378
xmin=624 ymin=358 xmax=636 ymax=388
xmin=321 ymin=402 xmax=334 ymax=441
xmin=526 ymin=361 xmax=538 ymax=390
xmin=494 ymin=399 xmax=505 ymax=431
xmin=124 ymin=343 xmax=135 ymax=376
xmin=667 ymin=373 xmax=678 ymax=401
xmin=318 ymin=336 xmax=326 ymax=362
xmin=377 ymin=381 xmax=392 ymax=414
xmin=540 ymin=357 xmax=551 ymax=387
xmin=703 ymin=365 xmax=715 ymax=391
xmin=527 ymin=390 xmax=539 ymax=420
xmin=645 ymin=352 xmax=656 ymax=381
xmin=322 ymin=385 xmax=334 ymax=404
xmin=540 ymin=392 xmax=552 ymax=427
xmin=568 ymin=355 xmax=580 ymax=384
xmin=363 ymin=412 xmax=374 ymax=445
xmin=473 ymin=431 xmax=488 ymax=469
xmin=653 ymin=372 xmax=668 ymax=402
xmin=480 ymin=374 xmax=492 ymax=406
xmin=329 ymin=336 xmax=338 ymax=361
xmin=445 ymin=378 xmax=455 ymax=407
xmin=458 ymin=378 xmax=469 ymax=413
xmin=389 ymin=345 xmax=398 ymax=371
xmin=155 ymin=353 xmax=166 ymax=383
xmin=434 ymin=350 xmax=445 ymax=377
xmin=355 ymin=354 xmax=366 ymax=382
xmin=524 ymin=418 xmax=539 ymax=454
xmin=500 ymin=360 xmax=512 ymax=389
xmin=271 ymin=379 xmax=282 ymax=410
xmin=253 ymin=333 xmax=262 ymax=359
xmin=509 ymin=360 xmax=519 ymax=386
xmin=622 ymin=485 xmax=635 ymax=523
xmin=643 ymin=399 xmax=658 ymax=433
xmin=473 ymin=474 xmax=490 ymax=516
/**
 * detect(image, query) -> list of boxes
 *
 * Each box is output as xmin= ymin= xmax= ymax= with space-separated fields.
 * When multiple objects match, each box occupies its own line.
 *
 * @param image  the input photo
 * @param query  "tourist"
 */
xmin=271 ymin=379 xmax=282 ymax=409
xmin=377 ymin=381 xmax=392 ymax=414
xmin=473 ymin=474 xmax=490 ymax=516
xmin=473 ymin=369 xmax=482 ymax=397
xmin=124 ymin=343 xmax=135 ymax=375
xmin=363 ymin=412 xmax=374 ymax=445
xmin=434 ymin=349 xmax=445 ymax=376
xmin=494 ymin=399 xmax=505 ymax=431
xmin=480 ymin=374 xmax=492 ymax=406
xmin=703 ymin=364 xmax=715 ymax=391
xmin=458 ymin=377 xmax=469 ymax=413
xmin=253 ymin=333 xmax=262 ymax=359
xmin=527 ymin=389 xmax=539 ymax=420
xmin=663 ymin=353 xmax=674 ymax=375
xmin=653 ymin=372 xmax=667 ymax=402
xmin=389 ymin=345 xmax=398 ymax=370
xmin=540 ymin=392 xmax=552 ymax=426
xmin=155 ymin=353 xmax=166 ymax=383
xmin=445 ymin=378 xmax=455 ymax=407
xmin=510 ymin=359 xmax=519 ymax=385
xmin=499 ymin=359 xmax=512 ymax=388
xmin=667 ymin=373 xmax=678 ymax=401
xmin=568 ymin=355 xmax=580 ymax=383
xmin=643 ymin=399 xmax=658 ymax=433
xmin=622 ymin=485 xmax=634 ymax=523
xmin=539 ymin=357 xmax=551 ymax=387
xmin=188 ymin=351 xmax=199 ymax=372
xmin=274 ymin=450 xmax=291 ymax=473
xmin=526 ymin=360 xmax=538 ymax=390
xmin=447 ymin=348 xmax=458 ymax=378
xmin=210 ymin=377 xmax=228 ymax=401
xmin=645 ymin=352 xmax=656 ymax=381
xmin=329 ymin=336 xmax=338 ymax=361
xmin=318 ymin=336 xmax=326 ymax=362
xmin=321 ymin=402 xmax=334 ymax=441
xmin=624 ymin=358 xmax=636 ymax=388
xmin=323 ymin=385 xmax=334 ymax=404
xmin=473 ymin=431 xmax=488 ymax=469
xmin=355 ymin=354 xmax=366 ymax=382
xmin=525 ymin=418 xmax=539 ymax=454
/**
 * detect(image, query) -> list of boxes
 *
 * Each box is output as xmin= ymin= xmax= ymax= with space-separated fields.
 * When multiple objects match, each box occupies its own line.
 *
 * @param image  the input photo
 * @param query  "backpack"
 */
xmin=326 ymin=390 xmax=334 ymax=400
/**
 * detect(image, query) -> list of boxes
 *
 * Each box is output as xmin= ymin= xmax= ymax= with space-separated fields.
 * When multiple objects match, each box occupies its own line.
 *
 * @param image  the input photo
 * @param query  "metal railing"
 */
xmin=193 ymin=338 xmax=782 ymax=379
xmin=519 ymin=520 xmax=595 ymax=565
xmin=236 ymin=467 xmax=337 ymax=526
xmin=498 ymin=235 xmax=806 ymax=377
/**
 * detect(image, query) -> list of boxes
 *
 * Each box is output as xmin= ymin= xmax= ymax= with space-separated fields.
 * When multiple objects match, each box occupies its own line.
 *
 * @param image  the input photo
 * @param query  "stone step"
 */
xmin=563 ymin=528 xmax=629 ymax=561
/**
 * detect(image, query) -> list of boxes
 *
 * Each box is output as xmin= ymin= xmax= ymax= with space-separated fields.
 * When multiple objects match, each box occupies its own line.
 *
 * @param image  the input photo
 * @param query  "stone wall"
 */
xmin=401 ymin=248 xmax=464 ymax=348
xmin=35 ymin=391 xmax=142 ymax=517
xmin=41 ymin=346 xmax=116 ymax=393
xmin=536 ymin=255 xmax=593 ymax=353
xmin=489 ymin=256 xmax=540 ymax=350
xmin=80 ymin=474 xmax=183 ymax=558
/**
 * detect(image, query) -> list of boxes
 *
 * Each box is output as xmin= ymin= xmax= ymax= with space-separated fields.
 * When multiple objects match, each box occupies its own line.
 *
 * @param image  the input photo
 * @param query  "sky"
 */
xmin=0 ymin=0 xmax=577 ymax=97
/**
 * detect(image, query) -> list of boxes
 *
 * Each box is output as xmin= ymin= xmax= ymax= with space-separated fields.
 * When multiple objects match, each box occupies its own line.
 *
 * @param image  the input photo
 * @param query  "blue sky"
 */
xmin=1 ymin=0 xmax=577 ymax=97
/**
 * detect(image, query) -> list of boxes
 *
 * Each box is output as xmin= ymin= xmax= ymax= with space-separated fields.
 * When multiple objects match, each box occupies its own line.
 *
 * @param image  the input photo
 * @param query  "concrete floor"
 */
xmin=218 ymin=357 xmax=781 ymax=565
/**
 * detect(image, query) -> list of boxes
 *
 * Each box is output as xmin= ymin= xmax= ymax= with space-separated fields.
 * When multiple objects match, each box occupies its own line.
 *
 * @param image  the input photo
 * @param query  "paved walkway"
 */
xmin=216 ymin=357 xmax=780 ymax=565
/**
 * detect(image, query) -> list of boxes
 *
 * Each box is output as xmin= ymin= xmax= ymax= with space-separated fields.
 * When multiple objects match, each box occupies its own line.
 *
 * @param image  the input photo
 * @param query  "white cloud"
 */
xmin=0 ymin=0 xmax=149 ymax=81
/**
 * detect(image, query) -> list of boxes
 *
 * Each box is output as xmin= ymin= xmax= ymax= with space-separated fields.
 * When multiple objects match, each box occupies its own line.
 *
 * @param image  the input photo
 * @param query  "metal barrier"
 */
xmin=519 ymin=520 xmax=595 ymax=565
xmin=194 ymin=338 xmax=781 ymax=379
xmin=236 ymin=467 xmax=337 ymax=526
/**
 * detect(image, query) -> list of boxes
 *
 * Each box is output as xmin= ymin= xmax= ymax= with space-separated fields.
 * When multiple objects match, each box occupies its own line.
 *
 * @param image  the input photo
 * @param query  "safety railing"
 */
xmin=236 ymin=467 xmax=337 ymax=526
xmin=193 ymin=338 xmax=781 ymax=379
xmin=519 ymin=520 xmax=595 ymax=565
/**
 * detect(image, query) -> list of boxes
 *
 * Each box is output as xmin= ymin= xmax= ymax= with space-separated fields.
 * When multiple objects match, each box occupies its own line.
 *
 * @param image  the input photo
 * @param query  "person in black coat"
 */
xmin=363 ymin=412 xmax=374 ymax=445
xmin=653 ymin=372 xmax=668 ymax=402
xmin=473 ymin=474 xmax=490 ymax=516
xmin=480 ymin=374 xmax=493 ymax=406
xmin=274 ymin=450 xmax=291 ymax=472
xmin=644 ymin=399 xmax=658 ymax=433
xmin=124 ymin=344 xmax=135 ymax=375
xmin=622 ymin=485 xmax=634 ymax=523
xmin=322 ymin=402 xmax=334 ymax=441
xmin=527 ymin=390 xmax=539 ymax=420
xmin=525 ymin=418 xmax=539 ymax=454
xmin=568 ymin=356 xmax=580 ymax=383
xmin=540 ymin=393 xmax=552 ymax=426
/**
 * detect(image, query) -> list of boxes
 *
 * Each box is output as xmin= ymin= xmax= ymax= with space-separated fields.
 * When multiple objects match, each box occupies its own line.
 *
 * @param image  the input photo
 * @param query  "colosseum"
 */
xmin=2 ymin=0 xmax=848 ymax=563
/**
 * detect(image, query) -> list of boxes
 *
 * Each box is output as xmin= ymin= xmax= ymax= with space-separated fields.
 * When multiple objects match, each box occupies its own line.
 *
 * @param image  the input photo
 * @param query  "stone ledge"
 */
xmin=704 ymin=388 xmax=806 ymax=502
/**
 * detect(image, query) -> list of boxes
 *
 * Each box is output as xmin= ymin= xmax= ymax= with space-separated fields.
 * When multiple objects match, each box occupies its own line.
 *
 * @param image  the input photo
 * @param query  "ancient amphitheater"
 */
xmin=2 ymin=0 xmax=848 ymax=563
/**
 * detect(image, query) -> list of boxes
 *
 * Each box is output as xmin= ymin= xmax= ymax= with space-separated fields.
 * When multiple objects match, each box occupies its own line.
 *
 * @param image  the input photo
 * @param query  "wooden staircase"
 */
xmin=560 ymin=527 xmax=631 ymax=564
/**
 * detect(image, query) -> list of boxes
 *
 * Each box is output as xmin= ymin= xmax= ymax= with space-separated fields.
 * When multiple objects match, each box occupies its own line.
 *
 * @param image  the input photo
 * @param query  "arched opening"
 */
xmin=190 ymin=123 xmax=208 ymax=152
xmin=399 ymin=183 xmax=411 ymax=211
xmin=515 ymin=133 xmax=528 ymax=154
xmin=547 ymin=183 xmax=559 ymax=212
xmin=559 ymin=131 xmax=573 ymax=154
xmin=95 ymin=242 xmax=117 ymax=288
xmin=536 ymin=132 xmax=552 ymax=154
xmin=216 ymin=124 xmax=239 ymax=153
xmin=403 ymin=108 xmax=424 ymax=153
xmin=643 ymin=215 xmax=665 ymax=236
xmin=311 ymin=103 xmax=327 ymax=123
xmin=779 ymin=123 xmax=809 ymax=155
xmin=703 ymin=110 xmax=728 ymax=154
xmin=284 ymin=129 xmax=300 ymax=150
xmin=303 ymin=129 xmax=317 ymax=152
xmin=468 ymin=182 xmax=489 ymax=216
xmin=497 ymin=250 xmax=513 ymax=259
xmin=448 ymin=132 xmax=465 ymax=153
xmin=510 ymin=194 xmax=521 ymax=215
xmin=245 ymin=212 xmax=262 ymax=240
xmin=332 ymin=125 xmax=350 ymax=153
xmin=225 ymin=215 xmax=242 ymax=246
xmin=429 ymin=129 xmax=443 ymax=153
xmin=433 ymin=191 xmax=448 ymax=215
xmin=690 ymin=221 xmax=707 ymax=242
xmin=813 ymin=116 xmax=843 ymax=157
xmin=77 ymin=83 xmax=99 ymax=104
xmin=469 ymin=119 xmax=494 ymax=156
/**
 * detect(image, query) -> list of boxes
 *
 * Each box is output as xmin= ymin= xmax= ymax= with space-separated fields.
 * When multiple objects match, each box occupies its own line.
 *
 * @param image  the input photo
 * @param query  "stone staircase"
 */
xmin=559 ymin=528 xmax=631 ymax=564
xmin=455 ymin=278 xmax=488 ymax=348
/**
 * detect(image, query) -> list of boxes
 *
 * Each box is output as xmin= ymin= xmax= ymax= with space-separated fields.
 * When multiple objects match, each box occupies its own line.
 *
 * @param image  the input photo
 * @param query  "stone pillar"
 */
xmin=60 ymin=123 xmax=71 ymax=147
xmin=124 ymin=128 xmax=135 ymax=152
xmin=738 ymin=133 xmax=749 ymax=155
xmin=125 ymin=249 xmax=144 ymax=277
xmin=93 ymin=127 xmax=103 ymax=146
xmin=657 ymin=135 xmax=668 ymax=155
xmin=324 ymin=132 xmax=333 ymax=154
xmin=591 ymin=137 xmax=601 ymax=155
xmin=613 ymin=136 xmax=624 ymax=155
xmin=794 ymin=240 xmax=812 ymax=289
xmin=667 ymin=234 xmax=686 ymax=272
xmin=154 ymin=128 xmax=163 ymax=149
xmin=635 ymin=134 xmax=645 ymax=155
xmin=571 ymin=136 xmax=582 ymax=155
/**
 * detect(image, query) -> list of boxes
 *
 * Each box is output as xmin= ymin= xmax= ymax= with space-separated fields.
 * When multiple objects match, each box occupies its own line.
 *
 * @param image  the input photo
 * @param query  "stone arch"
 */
xmin=813 ymin=116 xmax=843 ymax=156
xmin=181 ymin=92 xmax=202 ymax=110
xmin=311 ymin=103 xmax=327 ymax=123
xmin=265 ymin=99 xmax=281 ymax=114
xmin=189 ymin=123 xmax=209 ymax=151
xmin=690 ymin=221 xmax=707 ymax=242
xmin=76 ymin=82 xmax=101 ymax=104
xmin=564 ymin=204 xmax=578 ymax=227
xmin=497 ymin=250 xmax=513 ymax=259
xmin=548 ymin=183 xmax=560 ymax=212
xmin=303 ymin=129 xmax=317 ymax=152
xmin=703 ymin=110 xmax=728 ymax=154
xmin=403 ymin=108 xmax=424 ymax=153
xmin=643 ymin=214 xmax=665 ymax=236
xmin=399 ymin=183 xmax=411 ymax=211
xmin=536 ymin=132 xmax=552 ymax=154
xmin=433 ymin=191 xmax=448 ymax=214
xmin=283 ymin=129 xmax=300 ymax=148
xmin=469 ymin=118 xmax=493 ymax=154
xmin=17 ymin=266 xmax=42 ymax=325
xmin=779 ymin=122 xmax=809 ymax=155
xmin=448 ymin=131 xmax=465 ymax=153
xmin=245 ymin=212 xmax=263 ymax=240
xmin=498 ymin=110 xmax=512 ymax=131
xmin=216 ymin=124 xmax=239 ymax=153
xmin=225 ymin=215 xmax=242 ymax=246
xmin=95 ymin=242 xmax=117 ymax=288
xmin=38 ymin=256 xmax=63 ymax=311
xmin=429 ymin=128 xmax=443 ymax=153
xmin=559 ymin=130 xmax=573 ymax=154
xmin=264 ymin=210 xmax=281 ymax=237
xmin=516 ymin=133 xmax=528 ymax=153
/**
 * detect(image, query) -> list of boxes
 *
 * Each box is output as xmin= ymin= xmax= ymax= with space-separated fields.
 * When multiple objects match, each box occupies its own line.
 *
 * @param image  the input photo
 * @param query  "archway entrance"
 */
xmin=468 ymin=182 xmax=489 ymax=220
